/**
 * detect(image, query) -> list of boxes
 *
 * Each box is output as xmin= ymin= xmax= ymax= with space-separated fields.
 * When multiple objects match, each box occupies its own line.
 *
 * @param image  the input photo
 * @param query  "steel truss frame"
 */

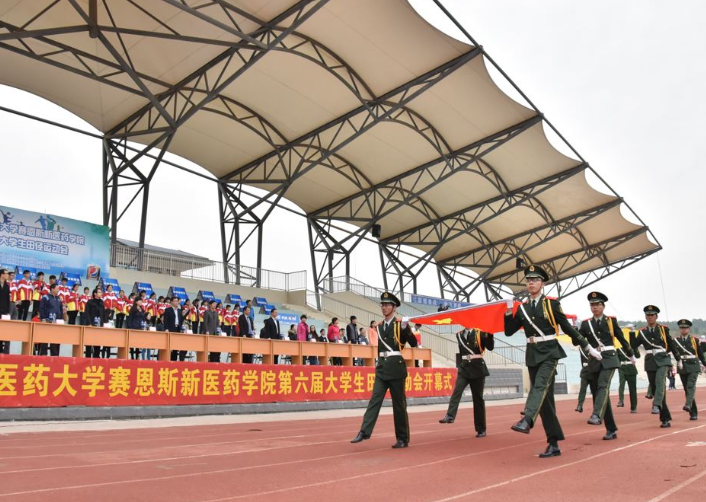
xmin=0 ymin=0 xmax=660 ymax=297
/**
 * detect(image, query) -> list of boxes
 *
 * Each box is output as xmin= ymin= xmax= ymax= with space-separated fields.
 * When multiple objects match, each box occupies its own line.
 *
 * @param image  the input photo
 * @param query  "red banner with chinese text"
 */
xmin=0 ymin=355 xmax=456 ymax=408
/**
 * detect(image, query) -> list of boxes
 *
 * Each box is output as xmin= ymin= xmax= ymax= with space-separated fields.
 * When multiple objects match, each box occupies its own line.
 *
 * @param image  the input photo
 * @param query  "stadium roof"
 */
xmin=0 ymin=0 xmax=660 ymax=298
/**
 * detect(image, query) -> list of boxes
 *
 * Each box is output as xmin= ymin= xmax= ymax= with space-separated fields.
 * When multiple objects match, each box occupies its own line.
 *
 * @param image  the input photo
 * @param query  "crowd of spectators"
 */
xmin=0 ymin=268 xmax=408 ymax=365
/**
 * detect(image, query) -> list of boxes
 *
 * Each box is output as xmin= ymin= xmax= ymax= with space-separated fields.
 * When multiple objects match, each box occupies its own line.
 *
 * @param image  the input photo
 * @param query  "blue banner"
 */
xmin=0 ymin=204 xmax=109 ymax=279
xmin=100 ymin=277 xmax=120 ymax=291
xmin=278 ymin=313 xmax=300 ymax=325
xmin=168 ymin=287 xmax=188 ymax=301
xmin=133 ymin=282 xmax=153 ymax=296
xmin=409 ymin=294 xmax=472 ymax=310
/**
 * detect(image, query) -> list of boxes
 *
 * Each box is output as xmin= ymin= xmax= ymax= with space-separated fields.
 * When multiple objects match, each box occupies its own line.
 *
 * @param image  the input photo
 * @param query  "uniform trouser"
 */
xmin=679 ymin=372 xmax=698 ymax=416
xmin=589 ymin=368 xmax=617 ymax=432
xmin=32 ymin=300 xmax=41 ymax=316
xmin=209 ymin=352 xmax=221 ymax=363
xmin=67 ymin=311 xmax=78 ymax=325
xmin=525 ymin=359 xmax=564 ymax=443
xmin=646 ymin=366 xmax=671 ymax=421
xmin=18 ymin=300 xmax=31 ymax=320
xmin=446 ymin=372 xmax=486 ymax=433
xmin=618 ymin=369 xmax=638 ymax=410
xmin=577 ymin=373 xmax=590 ymax=407
xmin=360 ymin=376 xmax=409 ymax=443
xmin=171 ymin=350 xmax=187 ymax=361
xmin=115 ymin=313 xmax=125 ymax=328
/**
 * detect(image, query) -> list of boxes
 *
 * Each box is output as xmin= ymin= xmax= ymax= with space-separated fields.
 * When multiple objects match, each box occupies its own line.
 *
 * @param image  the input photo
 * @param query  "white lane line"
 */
xmin=645 ymin=467 xmax=706 ymax=502
xmin=428 ymin=424 xmax=706 ymax=502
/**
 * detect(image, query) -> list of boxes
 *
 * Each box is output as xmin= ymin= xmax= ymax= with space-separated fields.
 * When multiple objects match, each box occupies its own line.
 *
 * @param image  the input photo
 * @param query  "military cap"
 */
xmin=643 ymin=305 xmax=660 ymax=315
xmin=380 ymin=291 xmax=401 ymax=307
xmin=524 ymin=264 xmax=549 ymax=281
xmin=677 ymin=319 xmax=692 ymax=328
xmin=587 ymin=291 xmax=608 ymax=304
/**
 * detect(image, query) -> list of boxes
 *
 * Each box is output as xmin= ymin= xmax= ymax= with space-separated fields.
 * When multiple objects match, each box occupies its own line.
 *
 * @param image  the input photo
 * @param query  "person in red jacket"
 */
xmin=114 ymin=290 xmax=127 ymax=328
xmin=17 ymin=269 xmax=33 ymax=320
xmin=78 ymin=287 xmax=90 ymax=326
xmin=58 ymin=277 xmax=70 ymax=305
xmin=32 ymin=271 xmax=46 ymax=318
xmin=66 ymin=283 xmax=80 ymax=325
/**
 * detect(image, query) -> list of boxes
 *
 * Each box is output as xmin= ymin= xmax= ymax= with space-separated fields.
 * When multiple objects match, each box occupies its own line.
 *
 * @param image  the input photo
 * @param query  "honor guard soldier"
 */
xmin=578 ymin=292 xmax=636 ymax=440
xmin=616 ymin=324 xmax=639 ymax=413
xmin=351 ymin=292 xmax=418 ymax=448
xmin=673 ymin=319 xmax=706 ymax=420
xmin=504 ymin=265 xmax=601 ymax=458
xmin=575 ymin=346 xmax=590 ymax=413
xmin=631 ymin=305 xmax=680 ymax=428
xmin=439 ymin=327 xmax=495 ymax=438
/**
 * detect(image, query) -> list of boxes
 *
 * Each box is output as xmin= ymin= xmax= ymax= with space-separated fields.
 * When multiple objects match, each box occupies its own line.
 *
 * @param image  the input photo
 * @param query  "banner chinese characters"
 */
xmin=0 ymin=355 xmax=456 ymax=408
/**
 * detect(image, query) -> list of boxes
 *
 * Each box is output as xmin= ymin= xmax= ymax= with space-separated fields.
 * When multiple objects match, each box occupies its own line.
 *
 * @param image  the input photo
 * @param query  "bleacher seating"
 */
xmin=61 ymin=272 xmax=82 ymax=286
xmin=132 ymin=282 xmax=153 ymax=296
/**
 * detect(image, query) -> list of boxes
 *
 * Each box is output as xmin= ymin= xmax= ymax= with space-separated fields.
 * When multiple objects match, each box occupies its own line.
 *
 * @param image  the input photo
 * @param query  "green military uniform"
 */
xmin=354 ymin=292 xmax=417 ymax=447
xmin=631 ymin=305 xmax=680 ymax=426
xmin=505 ymin=266 xmax=592 ymax=452
xmin=577 ymin=292 xmax=634 ymax=438
xmin=440 ymin=329 xmax=494 ymax=436
xmin=576 ymin=346 xmax=590 ymax=412
xmin=617 ymin=340 xmax=639 ymax=412
xmin=673 ymin=319 xmax=706 ymax=420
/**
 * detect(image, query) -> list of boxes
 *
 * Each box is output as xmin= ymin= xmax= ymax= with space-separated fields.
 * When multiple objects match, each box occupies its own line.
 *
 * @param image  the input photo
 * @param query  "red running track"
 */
xmin=0 ymin=388 xmax=704 ymax=502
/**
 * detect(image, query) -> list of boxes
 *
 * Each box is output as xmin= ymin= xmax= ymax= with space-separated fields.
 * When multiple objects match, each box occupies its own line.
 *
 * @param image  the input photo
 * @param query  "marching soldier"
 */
xmin=616 ymin=326 xmax=639 ymax=413
xmin=438 ymin=327 xmax=494 ymax=438
xmin=504 ymin=265 xmax=601 ymax=458
xmin=631 ymin=305 xmax=680 ymax=428
xmin=575 ymin=346 xmax=590 ymax=413
xmin=351 ymin=292 xmax=418 ymax=448
xmin=578 ymin=292 xmax=636 ymax=440
xmin=673 ymin=319 xmax=706 ymax=420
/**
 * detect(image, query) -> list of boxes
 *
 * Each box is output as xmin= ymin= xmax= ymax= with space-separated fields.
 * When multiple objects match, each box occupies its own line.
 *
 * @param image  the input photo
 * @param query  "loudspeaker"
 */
xmin=371 ymin=224 xmax=381 ymax=238
xmin=516 ymin=258 xmax=526 ymax=270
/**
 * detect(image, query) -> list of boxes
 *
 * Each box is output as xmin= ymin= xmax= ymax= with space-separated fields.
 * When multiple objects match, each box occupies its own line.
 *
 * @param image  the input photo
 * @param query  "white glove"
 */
xmin=678 ymin=361 xmax=683 ymax=371
xmin=629 ymin=356 xmax=637 ymax=364
xmin=505 ymin=298 xmax=514 ymax=308
xmin=401 ymin=316 xmax=409 ymax=329
xmin=587 ymin=346 xmax=602 ymax=361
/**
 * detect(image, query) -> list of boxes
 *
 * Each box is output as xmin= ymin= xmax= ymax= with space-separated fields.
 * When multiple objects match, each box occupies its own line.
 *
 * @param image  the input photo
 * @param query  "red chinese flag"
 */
xmin=410 ymin=300 xmax=518 ymax=333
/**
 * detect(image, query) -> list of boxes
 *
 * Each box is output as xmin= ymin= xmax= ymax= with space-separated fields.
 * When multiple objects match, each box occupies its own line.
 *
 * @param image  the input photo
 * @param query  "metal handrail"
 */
xmin=110 ymin=243 xmax=306 ymax=291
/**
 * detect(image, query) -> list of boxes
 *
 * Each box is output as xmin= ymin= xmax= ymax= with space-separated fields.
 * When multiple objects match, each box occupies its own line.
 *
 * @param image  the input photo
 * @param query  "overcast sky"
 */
xmin=1 ymin=0 xmax=704 ymax=321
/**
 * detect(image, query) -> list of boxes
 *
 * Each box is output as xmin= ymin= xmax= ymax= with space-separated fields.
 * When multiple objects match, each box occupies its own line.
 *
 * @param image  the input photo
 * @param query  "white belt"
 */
xmin=681 ymin=354 xmax=696 ymax=359
xmin=647 ymin=348 xmax=666 ymax=355
xmin=621 ymin=361 xmax=634 ymax=366
xmin=379 ymin=351 xmax=402 ymax=358
xmin=461 ymin=354 xmax=483 ymax=361
xmin=599 ymin=345 xmax=615 ymax=352
xmin=527 ymin=334 xmax=557 ymax=344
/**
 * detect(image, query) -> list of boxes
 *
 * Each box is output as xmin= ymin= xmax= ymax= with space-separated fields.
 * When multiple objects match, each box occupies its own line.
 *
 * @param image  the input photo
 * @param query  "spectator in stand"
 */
xmin=346 ymin=315 xmax=359 ymax=345
xmin=8 ymin=271 xmax=18 ymax=319
xmin=58 ymin=277 xmax=70 ymax=306
xmin=246 ymin=299 xmax=256 ymax=324
xmin=368 ymin=320 xmax=379 ymax=347
xmin=127 ymin=297 xmax=147 ymax=359
xmin=166 ymin=296 xmax=186 ymax=361
xmin=78 ymin=287 xmax=90 ymax=326
xmin=0 ymin=269 xmax=10 ymax=354
xmin=288 ymin=324 xmax=297 ymax=341
xmin=318 ymin=328 xmax=327 ymax=343
xmin=114 ymin=290 xmax=127 ymax=328
xmin=32 ymin=271 xmax=45 ymax=317
xmin=84 ymin=288 xmax=107 ymax=358
xmin=198 ymin=298 xmax=208 ymax=330
xmin=181 ymin=299 xmax=192 ymax=333
xmin=103 ymin=284 xmax=116 ymax=322
xmin=305 ymin=322 xmax=319 ymax=365
xmin=359 ymin=327 xmax=369 ymax=345
xmin=264 ymin=308 xmax=282 ymax=363
xmin=146 ymin=292 xmax=157 ymax=325
xmin=190 ymin=298 xmax=200 ymax=334
xmin=328 ymin=317 xmax=342 ymax=365
xmin=202 ymin=300 xmax=220 ymax=363
xmin=238 ymin=305 xmax=255 ymax=363
xmin=308 ymin=324 xmax=317 ymax=341
xmin=297 ymin=315 xmax=309 ymax=342
xmin=66 ymin=283 xmax=80 ymax=325
xmin=222 ymin=304 xmax=233 ymax=336
xmin=17 ymin=269 xmax=33 ymax=321
xmin=39 ymin=283 xmax=65 ymax=356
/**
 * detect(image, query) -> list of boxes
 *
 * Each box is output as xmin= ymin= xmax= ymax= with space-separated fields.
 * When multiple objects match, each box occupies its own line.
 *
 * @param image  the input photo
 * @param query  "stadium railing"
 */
xmin=0 ymin=320 xmax=432 ymax=368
